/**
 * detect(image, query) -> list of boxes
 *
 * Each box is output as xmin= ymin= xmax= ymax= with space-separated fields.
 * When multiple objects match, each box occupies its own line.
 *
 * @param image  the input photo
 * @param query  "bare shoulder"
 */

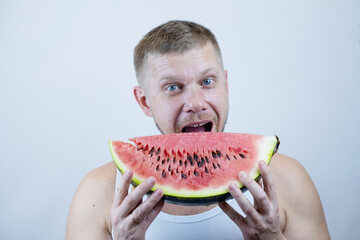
xmin=269 ymin=153 xmax=310 ymax=190
xmin=269 ymin=153 xmax=319 ymax=207
xmin=269 ymin=153 xmax=330 ymax=239
xmin=65 ymin=162 xmax=117 ymax=240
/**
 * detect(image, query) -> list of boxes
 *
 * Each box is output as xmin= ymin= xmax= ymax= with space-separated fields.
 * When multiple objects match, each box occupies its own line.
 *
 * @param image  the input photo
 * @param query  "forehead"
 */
xmin=144 ymin=43 xmax=222 ymax=83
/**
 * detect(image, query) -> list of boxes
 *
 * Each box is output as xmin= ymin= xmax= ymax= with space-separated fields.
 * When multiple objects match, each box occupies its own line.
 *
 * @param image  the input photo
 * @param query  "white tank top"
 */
xmin=113 ymin=170 xmax=250 ymax=239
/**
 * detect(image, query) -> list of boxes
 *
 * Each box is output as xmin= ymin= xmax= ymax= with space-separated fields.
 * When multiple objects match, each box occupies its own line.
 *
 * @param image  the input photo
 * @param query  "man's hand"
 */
xmin=111 ymin=169 xmax=164 ymax=240
xmin=219 ymin=160 xmax=285 ymax=240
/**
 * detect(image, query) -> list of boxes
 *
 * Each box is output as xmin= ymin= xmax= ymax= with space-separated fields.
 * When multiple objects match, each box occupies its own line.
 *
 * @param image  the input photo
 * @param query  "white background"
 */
xmin=1 ymin=0 xmax=359 ymax=239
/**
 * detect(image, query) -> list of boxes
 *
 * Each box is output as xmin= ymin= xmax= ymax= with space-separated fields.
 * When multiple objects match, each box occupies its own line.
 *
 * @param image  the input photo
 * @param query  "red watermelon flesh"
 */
xmin=109 ymin=132 xmax=279 ymax=205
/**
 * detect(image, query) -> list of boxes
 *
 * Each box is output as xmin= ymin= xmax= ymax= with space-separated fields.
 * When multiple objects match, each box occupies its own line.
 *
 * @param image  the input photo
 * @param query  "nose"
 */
xmin=182 ymin=87 xmax=208 ymax=113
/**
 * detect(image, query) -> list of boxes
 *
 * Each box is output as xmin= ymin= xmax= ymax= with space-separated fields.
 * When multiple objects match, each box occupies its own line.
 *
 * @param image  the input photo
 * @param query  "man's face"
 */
xmin=134 ymin=43 xmax=229 ymax=134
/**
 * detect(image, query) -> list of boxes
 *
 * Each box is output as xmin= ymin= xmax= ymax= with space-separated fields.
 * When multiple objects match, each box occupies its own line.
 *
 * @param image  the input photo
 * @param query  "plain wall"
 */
xmin=1 ymin=0 xmax=359 ymax=239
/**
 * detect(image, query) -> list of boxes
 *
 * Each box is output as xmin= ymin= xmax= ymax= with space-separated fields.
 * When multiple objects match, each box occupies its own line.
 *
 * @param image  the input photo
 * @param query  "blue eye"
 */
xmin=167 ymin=85 xmax=178 ymax=91
xmin=203 ymin=78 xmax=213 ymax=85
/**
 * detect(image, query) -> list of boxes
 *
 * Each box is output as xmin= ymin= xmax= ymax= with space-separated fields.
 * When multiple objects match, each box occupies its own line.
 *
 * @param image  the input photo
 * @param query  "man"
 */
xmin=66 ymin=20 xmax=330 ymax=239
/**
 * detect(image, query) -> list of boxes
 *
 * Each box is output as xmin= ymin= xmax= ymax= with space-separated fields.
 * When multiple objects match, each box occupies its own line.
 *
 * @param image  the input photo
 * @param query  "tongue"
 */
xmin=183 ymin=125 xmax=206 ymax=132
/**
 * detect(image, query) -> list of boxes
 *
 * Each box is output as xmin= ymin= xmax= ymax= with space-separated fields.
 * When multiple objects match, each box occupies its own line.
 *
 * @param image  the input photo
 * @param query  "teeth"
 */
xmin=189 ymin=122 xmax=207 ymax=128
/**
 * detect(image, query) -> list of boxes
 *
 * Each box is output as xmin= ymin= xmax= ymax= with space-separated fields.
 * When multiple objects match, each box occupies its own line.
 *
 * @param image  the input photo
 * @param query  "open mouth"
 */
xmin=181 ymin=121 xmax=213 ymax=133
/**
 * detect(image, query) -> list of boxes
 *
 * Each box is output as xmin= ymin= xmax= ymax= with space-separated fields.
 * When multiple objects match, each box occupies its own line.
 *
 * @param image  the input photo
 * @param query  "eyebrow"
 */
xmin=157 ymin=75 xmax=181 ymax=88
xmin=200 ymin=67 xmax=219 ymax=76
xmin=159 ymin=67 xmax=219 ymax=84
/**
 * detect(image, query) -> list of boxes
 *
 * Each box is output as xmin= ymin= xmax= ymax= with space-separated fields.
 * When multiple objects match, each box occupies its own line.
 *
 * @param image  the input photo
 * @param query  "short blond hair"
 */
xmin=134 ymin=20 xmax=223 ymax=85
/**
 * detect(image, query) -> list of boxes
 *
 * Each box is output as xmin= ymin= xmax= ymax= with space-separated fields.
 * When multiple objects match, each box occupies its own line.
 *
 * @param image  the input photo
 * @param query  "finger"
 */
xmin=141 ymin=198 xmax=165 ymax=229
xmin=129 ymin=185 xmax=143 ymax=209
xmin=219 ymin=201 xmax=246 ymax=229
xmin=259 ymin=160 xmax=278 ymax=204
xmin=239 ymin=171 xmax=271 ymax=214
xmin=131 ymin=188 xmax=164 ymax=223
xmin=228 ymin=183 xmax=261 ymax=222
xmin=113 ymin=169 xmax=132 ymax=207
xmin=258 ymin=178 xmax=263 ymax=189
xmin=253 ymin=179 xmax=263 ymax=211
xmin=120 ymin=177 xmax=156 ymax=217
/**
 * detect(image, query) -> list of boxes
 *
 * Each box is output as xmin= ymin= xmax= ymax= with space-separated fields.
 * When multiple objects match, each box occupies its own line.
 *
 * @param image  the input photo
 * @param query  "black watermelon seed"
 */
xmin=193 ymin=154 xmax=198 ymax=161
xmin=166 ymin=158 xmax=170 ymax=163
xmin=161 ymin=160 xmax=165 ymax=165
xmin=194 ymin=170 xmax=198 ymax=176
xmin=205 ymin=167 xmax=209 ymax=173
xmin=187 ymin=155 xmax=192 ymax=161
xmin=212 ymin=163 xmax=217 ymax=169
xmin=233 ymin=155 xmax=237 ymax=160
xmin=216 ymin=150 xmax=221 ymax=157
xmin=156 ymin=148 xmax=160 ymax=155
xmin=201 ymin=157 xmax=205 ymax=165
xmin=212 ymin=151 xmax=217 ymax=158
xmin=205 ymin=156 xmax=209 ymax=163
xmin=190 ymin=160 xmax=194 ymax=166
xmin=137 ymin=148 xmax=143 ymax=151
xmin=176 ymin=168 xmax=179 ymax=174
xmin=162 ymin=170 xmax=166 ymax=178
xmin=149 ymin=147 xmax=155 ymax=154
xmin=156 ymin=165 xmax=160 ymax=171
xmin=173 ymin=158 xmax=176 ymax=164
xmin=181 ymin=173 xmax=187 ymax=179
xmin=157 ymin=156 xmax=160 ymax=161
xmin=239 ymin=153 xmax=245 ymax=159
xmin=150 ymin=154 xmax=153 ymax=158
xmin=168 ymin=165 xmax=171 ymax=171
xmin=184 ymin=161 xmax=188 ymax=167
xmin=226 ymin=154 xmax=230 ymax=160
xmin=179 ymin=160 xmax=182 ymax=166
xmin=197 ymin=161 xmax=203 ymax=167
xmin=217 ymin=163 xmax=221 ymax=169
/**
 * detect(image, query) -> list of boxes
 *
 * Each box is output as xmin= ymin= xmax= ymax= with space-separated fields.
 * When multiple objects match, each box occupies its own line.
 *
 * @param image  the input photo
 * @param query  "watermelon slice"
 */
xmin=109 ymin=132 xmax=279 ymax=205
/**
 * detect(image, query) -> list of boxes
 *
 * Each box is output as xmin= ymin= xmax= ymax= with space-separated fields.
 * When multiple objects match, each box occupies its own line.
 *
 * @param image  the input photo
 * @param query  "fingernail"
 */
xmin=259 ymin=160 xmax=265 ymax=168
xmin=229 ymin=183 xmax=237 ymax=191
xmin=146 ymin=177 xmax=155 ymax=185
xmin=239 ymin=171 xmax=247 ymax=179
xmin=155 ymin=189 xmax=163 ymax=197
xmin=124 ymin=169 xmax=130 ymax=175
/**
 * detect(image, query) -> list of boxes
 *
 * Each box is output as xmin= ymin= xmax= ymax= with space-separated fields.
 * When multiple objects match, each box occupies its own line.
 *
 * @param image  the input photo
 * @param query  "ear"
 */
xmin=134 ymin=86 xmax=152 ymax=117
xmin=224 ymin=70 xmax=229 ymax=95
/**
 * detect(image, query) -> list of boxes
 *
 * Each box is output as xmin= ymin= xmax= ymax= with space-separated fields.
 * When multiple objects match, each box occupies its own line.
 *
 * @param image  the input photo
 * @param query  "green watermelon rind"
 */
xmin=109 ymin=135 xmax=279 ymax=205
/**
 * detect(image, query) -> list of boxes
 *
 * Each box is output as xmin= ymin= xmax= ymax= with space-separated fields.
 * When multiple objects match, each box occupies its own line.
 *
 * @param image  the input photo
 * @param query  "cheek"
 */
xmin=152 ymin=98 xmax=179 ymax=124
xmin=212 ymin=89 xmax=229 ymax=114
